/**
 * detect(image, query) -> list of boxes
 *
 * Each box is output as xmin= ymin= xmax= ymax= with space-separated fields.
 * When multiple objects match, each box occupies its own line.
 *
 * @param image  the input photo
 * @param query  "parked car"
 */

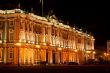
xmin=68 ymin=62 xmax=79 ymax=65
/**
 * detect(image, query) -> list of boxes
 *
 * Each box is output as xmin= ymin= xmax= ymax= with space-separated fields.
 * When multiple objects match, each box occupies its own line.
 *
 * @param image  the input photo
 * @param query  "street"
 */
xmin=0 ymin=65 xmax=110 ymax=73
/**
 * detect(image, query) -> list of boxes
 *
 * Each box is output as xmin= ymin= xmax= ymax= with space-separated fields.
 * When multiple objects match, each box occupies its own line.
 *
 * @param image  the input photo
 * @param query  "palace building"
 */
xmin=0 ymin=9 xmax=95 ymax=65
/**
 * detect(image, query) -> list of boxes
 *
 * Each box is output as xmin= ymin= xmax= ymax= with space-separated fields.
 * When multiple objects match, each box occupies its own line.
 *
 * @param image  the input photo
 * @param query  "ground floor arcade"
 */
xmin=0 ymin=43 xmax=94 ymax=65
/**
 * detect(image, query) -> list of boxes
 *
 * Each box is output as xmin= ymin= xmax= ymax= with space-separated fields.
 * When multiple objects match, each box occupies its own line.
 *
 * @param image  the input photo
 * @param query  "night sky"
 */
xmin=0 ymin=0 xmax=109 ymax=50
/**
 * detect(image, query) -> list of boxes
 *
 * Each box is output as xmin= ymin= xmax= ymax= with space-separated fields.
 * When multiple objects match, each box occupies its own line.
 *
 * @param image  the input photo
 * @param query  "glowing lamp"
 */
xmin=93 ymin=51 xmax=96 ymax=54
xmin=58 ymin=47 xmax=62 ymax=51
xmin=74 ymin=49 xmax=78 ymax=52
xmin=86 ymin=51 xmax=91 ymax=54
xmin=16 ymin=43 xmax=21 ymax=46
xmin=36 ymin=45 xmax=40 ymax=48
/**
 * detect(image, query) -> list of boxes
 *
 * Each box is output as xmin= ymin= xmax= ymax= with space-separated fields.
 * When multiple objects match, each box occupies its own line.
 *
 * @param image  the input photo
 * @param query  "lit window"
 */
xmin=51 ymin=36 xmax=55 ymax=45
xmin=9 ymin=29 xmax=14 ymax=41
xmin=45 ymin=35 xmax=48 ymax=43
xmin=36 ymin=34 xmax=40 ymax=44
xmin=9 ymin=48 xmax=13 ymax=58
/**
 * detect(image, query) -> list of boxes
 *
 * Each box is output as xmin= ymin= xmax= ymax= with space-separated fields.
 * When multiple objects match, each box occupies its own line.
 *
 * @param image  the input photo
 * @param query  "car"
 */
xmin=68 ymin=62 xmax=79 ymax=65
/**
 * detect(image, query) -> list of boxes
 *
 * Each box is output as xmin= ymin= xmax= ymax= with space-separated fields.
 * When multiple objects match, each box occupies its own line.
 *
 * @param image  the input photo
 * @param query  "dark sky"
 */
xmin=0 ymin=0 xmax=109 ymax=49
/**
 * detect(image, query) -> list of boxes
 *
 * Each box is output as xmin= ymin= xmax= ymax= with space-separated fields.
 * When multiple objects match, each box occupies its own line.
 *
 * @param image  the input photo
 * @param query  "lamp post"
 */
xmin=16 ymin=43 xmax=21 ymax=67
xmin=93 ymin=51 xmax=96 ymax=59
xmin=86 ymin=51 xmax=91 ymax=62
xmin=58 ymin=47 xmax=62 ymax=64
xmin=104 ymin=52 xmax=109 ymax=61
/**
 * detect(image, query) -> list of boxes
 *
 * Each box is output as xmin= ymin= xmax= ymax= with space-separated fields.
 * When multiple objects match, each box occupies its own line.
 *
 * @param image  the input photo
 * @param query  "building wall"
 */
xmin=0 ymin=9 xmax=95 ymax=65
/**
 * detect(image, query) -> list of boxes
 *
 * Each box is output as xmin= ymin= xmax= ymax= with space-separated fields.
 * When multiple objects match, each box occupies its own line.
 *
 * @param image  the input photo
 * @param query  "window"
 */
xmin=33 ymin=24 xmax=35 ymax=33
xmin=45 ymin=35 xmax=48 ymax=43
xmin=62 ymin=31 xmax=68 ymax=39
xmin=87 ymin=40 xmax=90 ymax=45
xmin=9 ymin=21 xmax=14 ymax=27
xmin=54 ymin=36 xmax=57 ymax=45
xmin=19 ymin=31 xmax=25 ymax=42
xmin=55 ymin=29 xmax=57 ymax=37
xmin=78 ymin=38 xmax=81 ymax=43
xmin=20 ymin=19 xmax=25 ymax=30
xmin=51 ymin=26 xmax=55 ymax=36
xmin=36 ymin=25 xmax=42 ymax=34
xmin=36 ymin=34 xmax=40 ymax=44
xmin=9 ymin=29 xmax=14 ymax=41
xmin=9 ymin=48 xmax=13 ymax=58
xmin=10 ymin=52 xmax=13 ymax=58
xmin=25 ymin=23 xmax=28 ymax=31
xmin=10 ymin=33 xmax=14 ymax=40
xmin=20 ymin=23 xmax=23 ymax=29
xmin=29 ymin=23 xmax=32 ymax=31
xmin=51 ymin=36 xmax=55 ymax=45
xmin=45 ymin=26 xmax=48 ymax=35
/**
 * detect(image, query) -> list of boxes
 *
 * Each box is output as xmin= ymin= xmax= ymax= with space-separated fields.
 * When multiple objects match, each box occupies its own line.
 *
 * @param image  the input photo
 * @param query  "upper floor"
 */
xmin=0 ymin=9 xmax=95 ymax=51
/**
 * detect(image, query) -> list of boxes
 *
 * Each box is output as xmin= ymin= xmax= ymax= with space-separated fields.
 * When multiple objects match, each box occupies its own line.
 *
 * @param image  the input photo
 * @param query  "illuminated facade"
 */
xmin=107 ymin=40 xmax=110 ymax=60
xmin=0 ymin=9 xmax=95 ymax=65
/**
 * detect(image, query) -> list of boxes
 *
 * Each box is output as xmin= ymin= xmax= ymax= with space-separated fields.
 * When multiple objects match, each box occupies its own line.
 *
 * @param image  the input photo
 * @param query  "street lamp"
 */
xmin=92 ymin=51 xmax=96 ymax=59
xmin=86 ymin=51 xmax=91 ymax=54
xmin=36 ymin=45 xmax=40 ymax=48
xmin=58 ymin=47 xmax=62 ymax=64
xmin=16 ymin=43 xmax=21 ymax=67
xmin=85 ymin=50 xmax=91 ymax=62
xmin=104 ymin=52 xmax=109 ymax=60
xmin=93 ymin=51 xmax=96 ymax=54
xmin=58 ymin=47 xmax=62 ymax=51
